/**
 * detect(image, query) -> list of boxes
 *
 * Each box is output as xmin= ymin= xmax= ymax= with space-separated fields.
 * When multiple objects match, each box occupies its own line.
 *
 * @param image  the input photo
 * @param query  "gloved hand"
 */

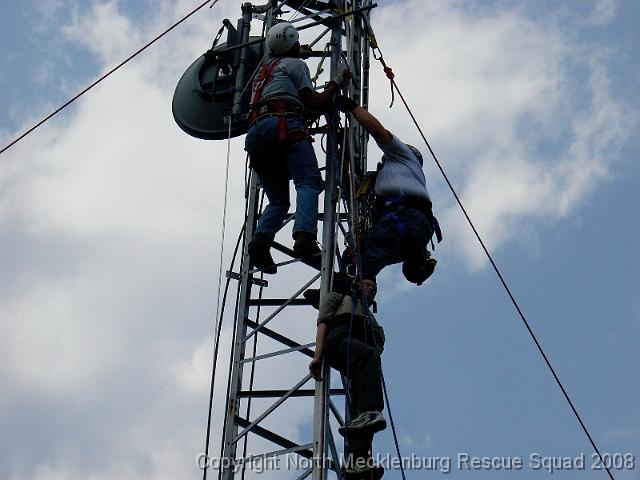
xmin=332 ymin=59 xmax=351 ymax=88
xmin=299 ymin=44 xmax=312 ymax=59
xmin=335 ymin=95 xmax=358 ymax=112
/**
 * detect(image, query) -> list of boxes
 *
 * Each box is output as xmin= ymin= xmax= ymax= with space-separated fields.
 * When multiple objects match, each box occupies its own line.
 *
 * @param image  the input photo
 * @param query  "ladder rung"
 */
xmin=249 ymin=298 xmax=312 ymax=306
xmin=227 ymin=270 xmax=268 ymax=287
xmin=238 ymin=389 xmax=345 ymax=398
xmin=244 ymin=319 xmax=315 ymax=358
xmin=234 ymin=416 xmax=315 ymax=461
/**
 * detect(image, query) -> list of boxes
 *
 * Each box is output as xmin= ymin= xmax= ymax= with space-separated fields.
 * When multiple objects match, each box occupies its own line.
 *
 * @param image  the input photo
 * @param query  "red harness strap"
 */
xmin=274 ymin=99 xmax=288 ymax=143
xmin=249 ymin=58 xmax=304 ymax=144
xmin=248 ymin=58 xmax=284 ymax=125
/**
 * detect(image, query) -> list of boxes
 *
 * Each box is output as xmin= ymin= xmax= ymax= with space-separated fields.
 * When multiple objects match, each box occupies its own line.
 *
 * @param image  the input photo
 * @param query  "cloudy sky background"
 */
xmin=1 ymin=0 xmax=638 ymax=479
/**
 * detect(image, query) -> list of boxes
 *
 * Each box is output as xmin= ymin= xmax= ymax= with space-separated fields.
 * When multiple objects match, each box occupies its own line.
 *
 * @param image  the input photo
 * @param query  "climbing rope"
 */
xmin=213 ymin=119 xmax=233 ymax=350
xmin=381 ymin=375 xmax=407 ymax=480
xmin=364 ymin=21 xmax=616 ymax=480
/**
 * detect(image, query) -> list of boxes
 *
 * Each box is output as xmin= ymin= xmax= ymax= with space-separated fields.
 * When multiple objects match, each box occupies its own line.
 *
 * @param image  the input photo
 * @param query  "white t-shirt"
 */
xmin=253 ymin=57 xmax=314 ymax=107
xmin=374 ymin=134 xmax=430 ymax=200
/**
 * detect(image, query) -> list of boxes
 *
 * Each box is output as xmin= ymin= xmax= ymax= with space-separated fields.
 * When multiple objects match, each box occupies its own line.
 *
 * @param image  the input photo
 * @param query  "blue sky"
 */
xmin=1 ymin=1 xmax=638 ymax=479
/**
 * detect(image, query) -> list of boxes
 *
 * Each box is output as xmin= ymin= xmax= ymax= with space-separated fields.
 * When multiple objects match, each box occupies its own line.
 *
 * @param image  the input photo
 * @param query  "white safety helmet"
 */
xmin=266 ymin=22 xmax=299 ymax=56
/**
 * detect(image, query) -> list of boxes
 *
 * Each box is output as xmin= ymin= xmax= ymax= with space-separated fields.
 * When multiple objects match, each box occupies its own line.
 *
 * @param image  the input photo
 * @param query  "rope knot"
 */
xmin=383 ymin=66 xmax=394 ymax=80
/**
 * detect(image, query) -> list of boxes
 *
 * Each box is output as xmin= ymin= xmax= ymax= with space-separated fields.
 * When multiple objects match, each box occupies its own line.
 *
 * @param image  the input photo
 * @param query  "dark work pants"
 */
xmin=361 ymin=204 xmax=432 ymax=280
xmin=325 ymin=322 xmax=383 ymax=457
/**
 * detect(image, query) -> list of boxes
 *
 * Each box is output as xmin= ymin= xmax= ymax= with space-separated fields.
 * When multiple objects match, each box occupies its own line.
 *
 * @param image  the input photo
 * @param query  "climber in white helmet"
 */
xmin=245 ymin=21 xmax=350 ymax=273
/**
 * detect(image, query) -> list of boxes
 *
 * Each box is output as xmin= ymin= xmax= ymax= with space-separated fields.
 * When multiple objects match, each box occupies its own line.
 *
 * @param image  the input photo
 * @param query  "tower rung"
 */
xmin=234 ymin=416 xmax=313 ymax=459
xmin=269 ymin=242 xmax=321 ymax=270
xmin=242 ymin=272 xmax=321 ymax=343
xmin=240 ymin=343 xmax=316 ymax=364
xmin=226 ymin=270 xmax=268 ymax=287
xmin=233 ymin=416 xmax=337 ymax=471
xmin=248 ymin=298 xmax=312 ymax=306
xmin=245 ymin=319 xmax=315 ymax=358
xmin=237 ymin=389 xmax=345 ymax=398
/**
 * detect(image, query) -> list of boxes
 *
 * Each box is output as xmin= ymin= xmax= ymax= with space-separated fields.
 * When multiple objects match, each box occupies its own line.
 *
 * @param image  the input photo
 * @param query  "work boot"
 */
xmin=343 ymin=465 xmax=384 ymax=480
xmin=303 ymin=288 xmax=321 ymax=309
xmin=248 ymin=233 xmax=277 ymax=274
xmin=292 ymin=231 xmax=321 ymax=268
xmin=338 ymin=411 xmax=386 ymax=437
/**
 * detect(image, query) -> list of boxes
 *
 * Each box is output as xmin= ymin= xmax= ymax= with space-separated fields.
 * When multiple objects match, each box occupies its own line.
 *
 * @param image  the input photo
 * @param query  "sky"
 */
xmin=1 ymin=0 xmax=639 ymax=479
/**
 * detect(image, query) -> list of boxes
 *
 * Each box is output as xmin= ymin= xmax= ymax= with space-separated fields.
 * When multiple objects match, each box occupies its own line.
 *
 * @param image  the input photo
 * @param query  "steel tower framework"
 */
xmin=214 ymin=2 xmax=375 ymax=479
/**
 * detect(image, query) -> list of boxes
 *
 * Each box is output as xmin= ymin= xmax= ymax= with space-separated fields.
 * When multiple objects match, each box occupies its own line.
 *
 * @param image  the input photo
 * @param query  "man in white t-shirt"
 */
xmin=335 ymin=95 xmax=442 ymax=286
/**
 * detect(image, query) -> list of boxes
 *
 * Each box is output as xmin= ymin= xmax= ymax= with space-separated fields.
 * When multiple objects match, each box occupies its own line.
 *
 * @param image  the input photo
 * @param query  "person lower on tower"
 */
xmin=309 ymin=278 xmax=386 ymax=478
xmin=244 ymin=22 xmax=350 ymax=273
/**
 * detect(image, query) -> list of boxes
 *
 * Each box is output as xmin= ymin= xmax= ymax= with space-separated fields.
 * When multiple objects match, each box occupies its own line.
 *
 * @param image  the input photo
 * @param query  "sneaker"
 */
xmin=338 ymin=411 xmax=386 ymax=437
xmin=292 ymin=231 xmax=321 ymax=268
xmin=344 ymin=465 xmax=385 ymax=479
xmin=248 ymin=233 xmax=277 ymax=274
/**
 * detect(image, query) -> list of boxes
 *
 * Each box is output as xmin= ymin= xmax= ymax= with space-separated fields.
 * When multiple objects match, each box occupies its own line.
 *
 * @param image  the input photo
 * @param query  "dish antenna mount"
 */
xmin=172 ymin=16 xmax=263 ymax=140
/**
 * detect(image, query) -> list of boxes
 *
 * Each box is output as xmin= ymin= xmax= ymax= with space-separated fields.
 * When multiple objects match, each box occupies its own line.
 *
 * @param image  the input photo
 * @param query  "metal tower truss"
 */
xmin=212 ymin=2 xmax=377 ymax=480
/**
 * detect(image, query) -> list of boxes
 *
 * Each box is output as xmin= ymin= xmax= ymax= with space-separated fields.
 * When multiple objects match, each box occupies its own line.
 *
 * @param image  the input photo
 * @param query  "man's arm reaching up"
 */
xmin=335 ymin=95 xmax=393 ymax=146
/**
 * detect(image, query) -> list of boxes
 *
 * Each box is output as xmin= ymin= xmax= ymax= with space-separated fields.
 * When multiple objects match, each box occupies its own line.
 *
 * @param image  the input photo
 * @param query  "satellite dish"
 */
xmin=172 ymin=37 xmax=263 ymax=140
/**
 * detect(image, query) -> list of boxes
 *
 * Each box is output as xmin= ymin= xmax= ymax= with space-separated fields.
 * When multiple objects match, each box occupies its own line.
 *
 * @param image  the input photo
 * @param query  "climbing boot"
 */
xmin=338 ymin=411 xmax=387 ymax=437
xmin=344 ymin=465 xmax=384 ymax=480
xmin=303 ymin=288 xmax=321 ymax=309
xmin=292 ymin=231 xmax=321 ymax=268
xmin=248 ymin=233 xmax=277 ymax=274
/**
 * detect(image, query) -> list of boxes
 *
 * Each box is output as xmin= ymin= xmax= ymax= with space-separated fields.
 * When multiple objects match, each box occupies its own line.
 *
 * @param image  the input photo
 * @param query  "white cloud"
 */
xmin=586 ymin=0 xmax=618 ymax=26
xmin=63 ymin=1 xmax=143 ymax=65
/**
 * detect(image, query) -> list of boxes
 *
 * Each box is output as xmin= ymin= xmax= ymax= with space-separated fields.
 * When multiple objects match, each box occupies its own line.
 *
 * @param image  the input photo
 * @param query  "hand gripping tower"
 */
xmin=173 ymin=1 xmax=376 ymax=479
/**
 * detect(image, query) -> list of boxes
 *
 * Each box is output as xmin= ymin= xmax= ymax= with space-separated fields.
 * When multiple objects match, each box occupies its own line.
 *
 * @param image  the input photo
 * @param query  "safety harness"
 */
xmin=355 ymin=165 xmax=443 ymax=247
xmin=248 ymin=58 xmax=312 ymax=146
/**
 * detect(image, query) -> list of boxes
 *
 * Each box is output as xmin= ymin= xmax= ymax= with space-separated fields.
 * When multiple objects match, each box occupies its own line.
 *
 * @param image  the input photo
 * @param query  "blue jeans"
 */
xmin=361 ymin=205 xmax=433 ymax=280
xmin=245 ymin=117 xmax=324 ymax=238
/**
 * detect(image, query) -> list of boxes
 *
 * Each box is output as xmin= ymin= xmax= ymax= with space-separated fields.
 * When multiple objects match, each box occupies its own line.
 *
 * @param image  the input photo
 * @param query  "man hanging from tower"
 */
xmin=335 ymin=95 xmax=442 ymax=288
xmin=245 ymin=21 xmax=350 ymax=273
